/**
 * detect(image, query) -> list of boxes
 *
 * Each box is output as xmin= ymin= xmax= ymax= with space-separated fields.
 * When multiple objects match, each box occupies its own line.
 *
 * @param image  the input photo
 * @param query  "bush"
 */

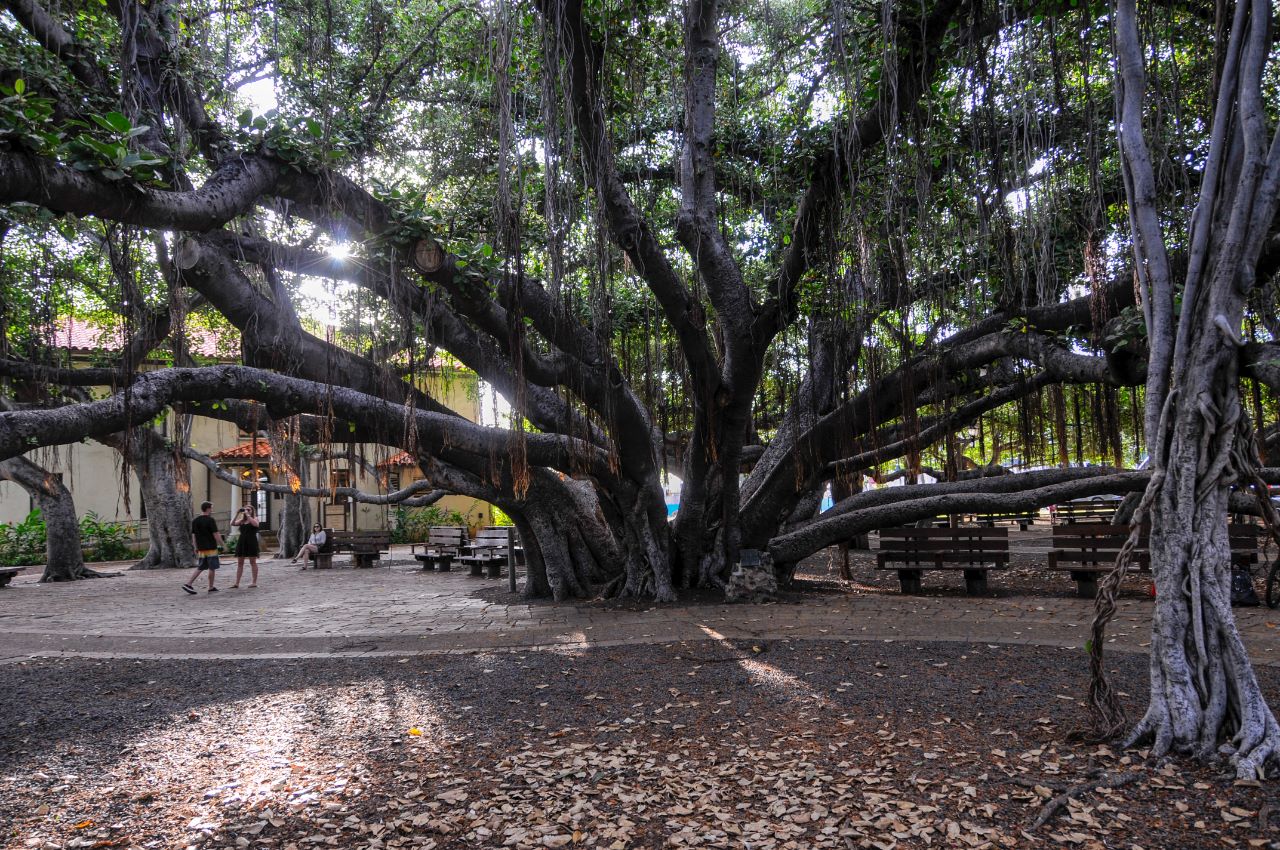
xmin=0 ymin=510 xmax=138 ymax=565
xmin=391 ymin=505 xmax=467 ymax=543
xmin=79 ymin=512 xmax=133 ymax=562
xmin=0 ymin=510 xmax=47 ymax=566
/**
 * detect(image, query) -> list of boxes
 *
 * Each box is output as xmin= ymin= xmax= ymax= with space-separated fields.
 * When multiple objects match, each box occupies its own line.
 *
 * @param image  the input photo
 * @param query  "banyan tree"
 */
xmin=1 ymin=0 xmax=1280 ymax=773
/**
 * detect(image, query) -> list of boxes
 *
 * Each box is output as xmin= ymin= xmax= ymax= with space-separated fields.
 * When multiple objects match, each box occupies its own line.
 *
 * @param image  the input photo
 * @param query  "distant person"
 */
xmin=183 ymin=501 xmax=224 ymax=594
xmin=230 ymin=504 xmax=261 ymax=588
xmin=292 ymin=524 xmax=329 ymax=569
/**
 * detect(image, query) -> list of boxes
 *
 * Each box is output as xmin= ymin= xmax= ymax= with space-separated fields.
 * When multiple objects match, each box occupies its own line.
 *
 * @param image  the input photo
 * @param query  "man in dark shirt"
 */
xmin=183 ymin=501 xmax=225 ymax=594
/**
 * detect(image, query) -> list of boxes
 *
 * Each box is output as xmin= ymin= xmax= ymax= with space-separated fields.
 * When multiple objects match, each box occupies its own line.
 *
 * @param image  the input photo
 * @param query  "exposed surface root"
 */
xmin=41 ymin=566 xmax=117 ymax=582
xmin=1030 ymin=770 xmax=1142 ymax=829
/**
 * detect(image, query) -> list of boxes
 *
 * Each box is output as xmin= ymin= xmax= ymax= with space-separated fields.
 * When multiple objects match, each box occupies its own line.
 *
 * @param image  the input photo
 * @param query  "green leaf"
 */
xmin=13 ymin=78 xmax=24 ymax=96
xmin=237 ymin=109 xmax=253 ymax=128
xmin=101 ymin=111 xmax=133 ymax=134
xmin=1084 ymin=639 xmax=1094 ymax=654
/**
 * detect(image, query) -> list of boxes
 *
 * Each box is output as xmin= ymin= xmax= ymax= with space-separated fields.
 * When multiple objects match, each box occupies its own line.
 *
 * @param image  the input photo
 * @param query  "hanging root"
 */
xmin=1079 ymin=391 xmax=1179 ymax=743
xmin=1077 ymin=469 xmax=1162 ymax=741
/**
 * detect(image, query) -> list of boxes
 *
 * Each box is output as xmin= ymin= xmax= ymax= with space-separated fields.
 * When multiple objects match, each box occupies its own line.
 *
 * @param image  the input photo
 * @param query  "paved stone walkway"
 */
xmin=2 ymin=548 xmax=1280 ymax=664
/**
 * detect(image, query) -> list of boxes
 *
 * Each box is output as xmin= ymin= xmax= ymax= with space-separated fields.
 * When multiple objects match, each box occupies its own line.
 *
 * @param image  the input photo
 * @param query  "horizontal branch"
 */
xmin=768 ymin=470 xmax=1147 ymax=562
xmin=182 ymin=446 xmax=448 ymax=507
xmin=768 ymin=466 xmax=1280 ymax=563
xmin=0 ymin=365 xmax=618 ymax=485
xmin=0 ymin=151 xmax=281 ymax=230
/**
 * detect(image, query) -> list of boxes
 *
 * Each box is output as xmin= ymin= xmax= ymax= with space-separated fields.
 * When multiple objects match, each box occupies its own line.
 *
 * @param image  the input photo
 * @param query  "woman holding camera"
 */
xmin=230 ymin=504 xmax=262 ymax=588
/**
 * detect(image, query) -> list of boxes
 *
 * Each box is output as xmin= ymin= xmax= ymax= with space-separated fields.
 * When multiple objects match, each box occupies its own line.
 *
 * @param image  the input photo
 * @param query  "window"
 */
xmin=386 ymin=472 xmax=401 ymax=493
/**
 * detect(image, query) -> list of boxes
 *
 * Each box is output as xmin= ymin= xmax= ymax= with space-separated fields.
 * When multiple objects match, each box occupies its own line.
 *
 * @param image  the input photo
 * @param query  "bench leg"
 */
xmin=315 ymin=552 xmax=333 ymax=570
xmin=896 ymin=569 xmax=923 ymax=594
xmin=963 ymin=569 xmax=988 ymax=595
xmin=419 ymin=557 xmax=436 ymax=571
xmin=469 ymin=560 xmax=484 ymax=577
xmin=1070 ymin=571 xmax=1098 ymax=599
xmin=0 ymin=572 xmax=13 ymax=588
xmin=438 ymin=554 xmax=453 ymax=572
xmin=486 ymin=561 xmax=503 ymax=579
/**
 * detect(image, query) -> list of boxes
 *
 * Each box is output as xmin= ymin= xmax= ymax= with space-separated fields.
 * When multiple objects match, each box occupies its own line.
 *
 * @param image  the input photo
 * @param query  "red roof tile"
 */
xmin=377 ymin=451 xmax=416 ymax=469
xmin=50 ymin=317 xmax=233 ymax=358
xmin=210 ymin=442 xmax=273 ymax=460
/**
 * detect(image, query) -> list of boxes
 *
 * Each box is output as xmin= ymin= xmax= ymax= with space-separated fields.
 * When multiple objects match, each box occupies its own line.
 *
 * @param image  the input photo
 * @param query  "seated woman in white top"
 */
xmin=292 ymin=524 xmax=329 ymax=569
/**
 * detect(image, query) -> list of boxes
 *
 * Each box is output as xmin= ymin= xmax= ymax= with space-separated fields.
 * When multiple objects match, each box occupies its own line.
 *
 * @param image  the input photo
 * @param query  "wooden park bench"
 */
xmin=414 ymin=526 xmax=468 ymax=571
xmin=460 ymin=526 xmax=519 ymax=578
xmin=0 ymin=565 xmax=23 ymax=587
xmin=328 ymin=530 xmax=392 ymax=569
xmin=973 ymin=511 xmax=1037 ymax=531
xmin=875 ymin=527 xmax=1009 ymax=595
xmin=1048 ymin=523 xmax=1262 ymax=598
xmin=1053 ymin=500 xmax=1121 ymax=524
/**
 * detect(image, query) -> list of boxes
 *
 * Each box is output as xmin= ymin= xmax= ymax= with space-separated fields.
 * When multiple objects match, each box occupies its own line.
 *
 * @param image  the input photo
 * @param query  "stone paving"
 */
xmin=2 ymin=546 xmax=1280 ymax=664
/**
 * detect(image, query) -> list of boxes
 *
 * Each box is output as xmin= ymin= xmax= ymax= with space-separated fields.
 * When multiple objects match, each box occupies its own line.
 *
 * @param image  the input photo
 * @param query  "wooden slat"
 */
xmin=1049 ymin=551 xmax=1150 ymax=563
xmin=878 ymin=553 xmax=1011 ymax=563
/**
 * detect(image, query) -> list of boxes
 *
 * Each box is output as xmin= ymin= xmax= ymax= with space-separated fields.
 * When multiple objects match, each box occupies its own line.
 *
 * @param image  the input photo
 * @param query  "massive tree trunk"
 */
xmin=0 ymin=455 xmax=92 ymax=582
xmin=275 ymin=486 xmax=310 ymax=561
xmin=94 ymin=427 xmax=196 ymax=570
xmin=1088 ymin=0 xmax=1280 ymax=778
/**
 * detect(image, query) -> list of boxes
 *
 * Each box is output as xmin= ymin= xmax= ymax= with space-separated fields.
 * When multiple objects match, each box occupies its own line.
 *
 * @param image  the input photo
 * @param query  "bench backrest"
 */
xmin=329 ymin=530 xmax=391 ymax=548
xmin=1051 ymin=522 xmax=1130 ymax=549
xmin=473 ymin=528 xmax=513 ymax=548
xmin=878 ymin=527 xmax=1009 ymax=552
xmin=1056 ymin=502 xmax=1120 ymax=520
xmin=427 ymin=526 xmax=467 ymax=547
xmin=1052 ymin=522 xmax=1259 ymax=563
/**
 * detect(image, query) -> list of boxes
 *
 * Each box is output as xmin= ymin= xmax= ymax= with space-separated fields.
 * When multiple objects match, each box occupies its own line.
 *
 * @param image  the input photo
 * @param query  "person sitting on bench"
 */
xmin=292 ymin=525 xmax=330 ymax=569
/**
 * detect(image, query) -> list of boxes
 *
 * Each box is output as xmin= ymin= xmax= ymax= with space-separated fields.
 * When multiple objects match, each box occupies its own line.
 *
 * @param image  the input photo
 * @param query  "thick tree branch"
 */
xmin=182 ymin=446 xmax=448 ymax=507
xmin=0 ymin=365 xmax=619 ymax=484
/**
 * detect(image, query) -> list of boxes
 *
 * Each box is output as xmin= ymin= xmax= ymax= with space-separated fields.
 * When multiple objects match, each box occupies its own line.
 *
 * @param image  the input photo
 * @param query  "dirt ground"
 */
xmin=4 ymin=639 xmax=1280 ymax=850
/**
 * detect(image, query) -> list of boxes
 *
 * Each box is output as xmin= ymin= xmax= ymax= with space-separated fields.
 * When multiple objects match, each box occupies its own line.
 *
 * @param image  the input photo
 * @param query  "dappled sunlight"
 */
xmin=4 ymin=671 xmax=457 ymax=850
xmin=697 ymin=624 xmax=833 ymax=706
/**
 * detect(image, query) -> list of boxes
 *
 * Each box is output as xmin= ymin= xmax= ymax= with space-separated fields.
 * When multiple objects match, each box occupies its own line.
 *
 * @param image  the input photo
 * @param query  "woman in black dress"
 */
xmin=230 ymin=504 xmax=262 ymax=588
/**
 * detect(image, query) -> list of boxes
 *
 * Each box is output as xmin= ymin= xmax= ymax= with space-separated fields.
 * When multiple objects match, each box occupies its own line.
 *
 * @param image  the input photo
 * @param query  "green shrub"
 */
xmin=78 ymin=512 xmax=134 ymax=562
xmin=0 ymin=510 xmax=137 ymax=564
xmin=391 ymin=505 xmax=467 ymax=543
xmin=0 ymin=510 xmax=47 ymax=566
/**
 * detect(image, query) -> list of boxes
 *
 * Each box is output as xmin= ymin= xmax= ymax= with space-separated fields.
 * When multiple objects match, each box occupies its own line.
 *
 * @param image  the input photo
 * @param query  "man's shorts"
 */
xmin=196 ymin=551 xmax=220 ymax=571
